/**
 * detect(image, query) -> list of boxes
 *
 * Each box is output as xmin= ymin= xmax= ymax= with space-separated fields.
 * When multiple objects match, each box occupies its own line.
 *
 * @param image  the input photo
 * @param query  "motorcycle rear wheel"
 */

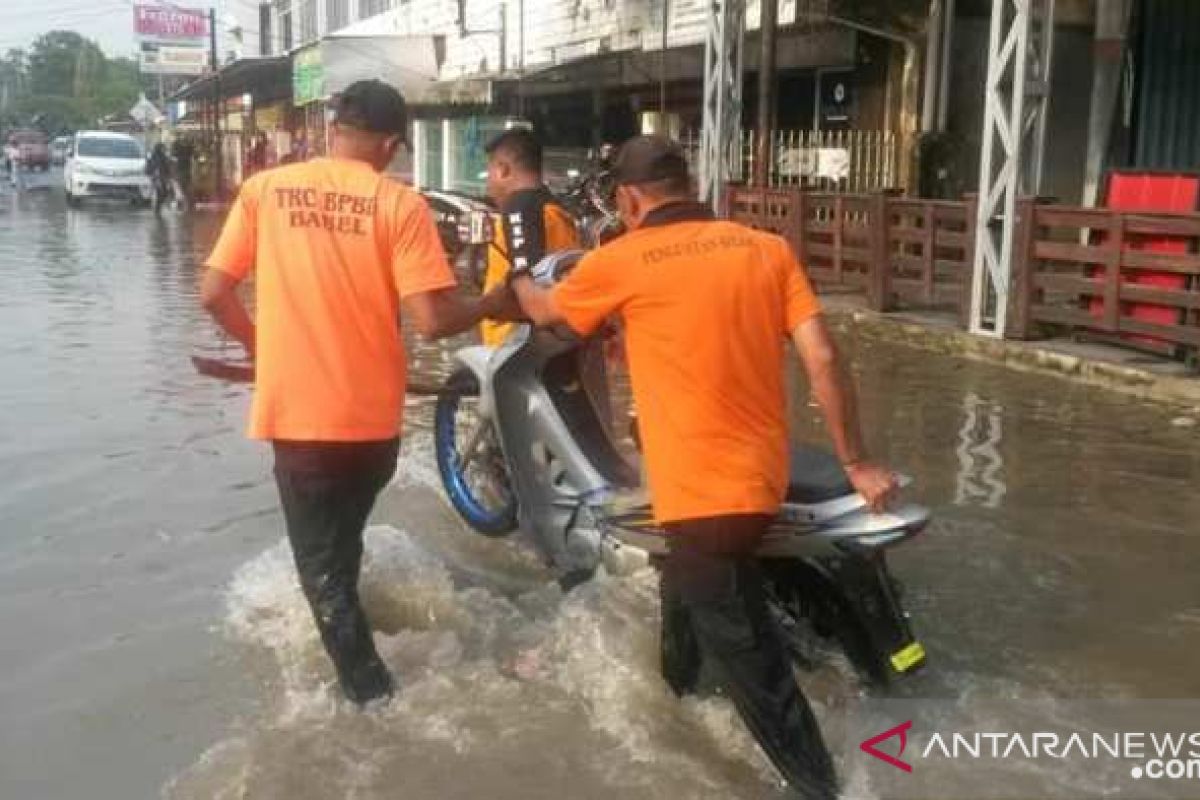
xmin=434 ymin=368 xmax=519 ymax=536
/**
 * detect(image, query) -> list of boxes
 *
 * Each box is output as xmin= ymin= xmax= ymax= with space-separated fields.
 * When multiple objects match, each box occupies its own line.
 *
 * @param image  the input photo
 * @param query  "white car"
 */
xmin=64 ymin=131 xmax=152 ymax=206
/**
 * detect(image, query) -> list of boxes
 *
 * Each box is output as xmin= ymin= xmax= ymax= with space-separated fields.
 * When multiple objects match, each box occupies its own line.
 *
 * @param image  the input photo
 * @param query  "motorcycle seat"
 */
xmin=786 ymin=446 xmax=855 ymax=504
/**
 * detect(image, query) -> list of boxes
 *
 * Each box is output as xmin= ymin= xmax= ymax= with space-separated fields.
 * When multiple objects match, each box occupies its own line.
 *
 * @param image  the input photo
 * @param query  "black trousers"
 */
xmin=273 ymin=438 xmax=400 ymax=704
xmin=660 ymin=514 xmax=838 ymax=800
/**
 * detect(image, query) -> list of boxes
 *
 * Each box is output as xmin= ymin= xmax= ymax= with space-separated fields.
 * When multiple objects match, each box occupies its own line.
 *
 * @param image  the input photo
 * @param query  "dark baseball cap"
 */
xmin=333 ymin=79 xmax=408 ymax=139
xmin=612 ymin=135 xmax=690 ymax=186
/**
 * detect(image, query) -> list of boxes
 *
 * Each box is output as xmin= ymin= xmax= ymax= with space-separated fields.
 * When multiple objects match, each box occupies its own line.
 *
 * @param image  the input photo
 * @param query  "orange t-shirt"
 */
xmin=551 ymin=204 xmax=821 ymax=524
xmin=206 ymin=157 xmax=456 ymax=441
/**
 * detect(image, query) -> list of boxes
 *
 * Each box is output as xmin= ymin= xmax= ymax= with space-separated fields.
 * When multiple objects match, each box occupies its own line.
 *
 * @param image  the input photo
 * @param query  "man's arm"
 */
xmin=509 ymin=274 xmax=565 ymax=326
xmin=200 ymin=268 xmax=256 ymax=358
xmin=403 ymin=285 xmax=515 ymax=340
xmin=791 ymin=315 xmax=896 ymax=511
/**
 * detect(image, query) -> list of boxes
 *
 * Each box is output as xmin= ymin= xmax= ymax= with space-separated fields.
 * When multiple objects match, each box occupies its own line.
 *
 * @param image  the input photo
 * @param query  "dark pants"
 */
xmin=660 ymin=514 xmax=838 ymax=800
xmin=273 ymin=438 xmax=400 ymax=704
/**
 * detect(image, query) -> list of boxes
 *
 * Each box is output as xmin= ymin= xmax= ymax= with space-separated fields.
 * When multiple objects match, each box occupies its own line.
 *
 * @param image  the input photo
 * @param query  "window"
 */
xmin=297 ymin=0 xmax=317 ymax=44
xmin=259 ymin=3 xmax=273 ymax=55
xmin=277 ymin=0 xmax=294 ymax=51
xmin=358 ymin=0 xmax=393 ymax=18
xmin=77 ymin=138 xmax=143 ymax=159
xmin=327 ymin=0 xmax=349 ymax=31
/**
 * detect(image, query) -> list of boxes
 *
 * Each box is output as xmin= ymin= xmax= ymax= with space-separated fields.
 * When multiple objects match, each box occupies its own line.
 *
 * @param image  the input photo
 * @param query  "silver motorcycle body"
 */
xmin=437 ymin=251 xmax=929 ymax=684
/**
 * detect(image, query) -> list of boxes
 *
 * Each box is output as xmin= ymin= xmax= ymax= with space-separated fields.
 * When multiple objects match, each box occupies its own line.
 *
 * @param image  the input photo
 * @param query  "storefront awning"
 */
xmin=168 ymin=56 xmax=292 ymax=105
xmin=296 ymin=34 xmax=457 ymax=106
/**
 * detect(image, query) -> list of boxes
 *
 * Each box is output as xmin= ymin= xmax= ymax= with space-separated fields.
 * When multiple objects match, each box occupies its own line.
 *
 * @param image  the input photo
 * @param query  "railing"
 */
xmin=726 ymin=186 xmax=1200 ymax=363
xmin=725 ymin=186 xmax=975 ymax=317
xmin=681 ymin=128 xmax=899 ymax=195
xmin=1009 ymin=200 xmax=1200 ymax=359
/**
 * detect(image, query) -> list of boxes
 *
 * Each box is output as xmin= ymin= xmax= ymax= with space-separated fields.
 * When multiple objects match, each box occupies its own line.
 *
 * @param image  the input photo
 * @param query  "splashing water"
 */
xmin=166 ymin=516 xmax=809 ymax=800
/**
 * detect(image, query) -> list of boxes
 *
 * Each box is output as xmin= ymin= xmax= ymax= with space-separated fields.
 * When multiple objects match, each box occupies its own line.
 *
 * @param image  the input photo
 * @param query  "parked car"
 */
xmin=50 ymin=136 xmax=71 ymax=165
xmin=5 ymin=129 xmax=50 ymax=172
xmin=64 ymin=131 xmax=153 ymax=206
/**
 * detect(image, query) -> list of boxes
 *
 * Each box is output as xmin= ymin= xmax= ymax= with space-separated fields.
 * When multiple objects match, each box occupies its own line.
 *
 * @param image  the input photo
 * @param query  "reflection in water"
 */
xmin=954 ymin=391 xmax=1007 ymax=509
xmin=1 ymin=180 xmax=1199 ymax=800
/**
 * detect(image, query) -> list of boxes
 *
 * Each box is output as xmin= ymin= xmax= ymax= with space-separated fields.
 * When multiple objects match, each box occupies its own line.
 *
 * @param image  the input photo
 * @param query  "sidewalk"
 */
xmin=822 ymin=294 xmax=1200 ymax=413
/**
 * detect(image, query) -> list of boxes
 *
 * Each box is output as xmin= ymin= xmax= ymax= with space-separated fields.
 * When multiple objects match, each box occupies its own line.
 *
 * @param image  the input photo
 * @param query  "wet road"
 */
xmin=1 ymin=171 xmax=1198 ymax=799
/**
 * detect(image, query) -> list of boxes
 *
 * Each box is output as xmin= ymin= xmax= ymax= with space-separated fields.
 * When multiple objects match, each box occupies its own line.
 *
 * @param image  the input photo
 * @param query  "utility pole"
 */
xmin=754 ymin=0 xmax=778 ymax=188
xmin=659 ymin=0 xmax=669 ymax=114
xmin=209 ymin=7 xmax=224 ymax=200
xmin=699 ymin=0 xmax=746 ymax=211
xmin=968 ymin=0 xmax=1055 ymax=337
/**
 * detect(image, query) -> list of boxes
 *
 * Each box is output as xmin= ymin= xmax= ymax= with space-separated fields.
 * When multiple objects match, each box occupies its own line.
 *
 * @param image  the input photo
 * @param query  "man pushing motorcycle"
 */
xmin=505 ymin=134 xmax=897 ymax=798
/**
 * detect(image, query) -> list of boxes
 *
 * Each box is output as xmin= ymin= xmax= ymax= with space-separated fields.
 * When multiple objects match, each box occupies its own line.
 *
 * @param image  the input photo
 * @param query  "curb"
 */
xmin=826 ymin=305 xmax=1200 ymax=411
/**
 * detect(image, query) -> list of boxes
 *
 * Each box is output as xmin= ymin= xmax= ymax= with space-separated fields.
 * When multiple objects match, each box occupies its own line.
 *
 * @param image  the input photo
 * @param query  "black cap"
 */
xmin=333 ymin=79 xmax=408 ymax=139
xmin=612 ymin=135 xmax=690 ymax=186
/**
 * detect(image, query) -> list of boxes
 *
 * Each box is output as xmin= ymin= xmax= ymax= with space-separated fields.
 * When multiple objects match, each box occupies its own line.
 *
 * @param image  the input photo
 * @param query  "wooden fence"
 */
xmin=725 ymin=186 xmax=976 ymax=318
xmin=1010 ymin=200 xmax=1200 ymax=359
xmin=725 ymin=187 xmax=1200 ymax=363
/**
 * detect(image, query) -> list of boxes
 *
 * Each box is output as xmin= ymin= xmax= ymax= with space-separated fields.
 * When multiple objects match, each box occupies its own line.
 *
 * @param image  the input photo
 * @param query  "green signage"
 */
xmin=293 ymin=45 xmax=324 ymax=106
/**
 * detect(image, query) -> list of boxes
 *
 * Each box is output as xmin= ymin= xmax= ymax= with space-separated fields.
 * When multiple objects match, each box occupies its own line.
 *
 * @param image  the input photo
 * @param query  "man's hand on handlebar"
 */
xmin=844 ymin=460 xmax=898 ymax=513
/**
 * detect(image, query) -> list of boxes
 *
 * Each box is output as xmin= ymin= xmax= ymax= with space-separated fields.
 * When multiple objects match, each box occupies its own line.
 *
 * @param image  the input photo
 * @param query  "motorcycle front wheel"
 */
xmin=434 ymin=368 xmax=519 ymax=536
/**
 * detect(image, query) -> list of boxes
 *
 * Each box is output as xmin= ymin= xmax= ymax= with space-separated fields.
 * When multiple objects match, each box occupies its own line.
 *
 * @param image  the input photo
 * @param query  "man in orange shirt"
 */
xmin=509 ymin=136 xmax=896 ymax=797
xmin=200 ymin=80 xmax=509 ymax=705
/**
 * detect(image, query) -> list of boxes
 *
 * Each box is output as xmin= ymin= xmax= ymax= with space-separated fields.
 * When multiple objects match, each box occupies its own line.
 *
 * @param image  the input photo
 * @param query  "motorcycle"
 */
xmin=432 ymin=250 xmax=930 ymax=687
xmin=422 ymin=189 xmax=493 ymax=289
xmin=151 ymin=171 xmax=173 ymax=214
xmin=558 ymin=161 xmax=624 ymax=249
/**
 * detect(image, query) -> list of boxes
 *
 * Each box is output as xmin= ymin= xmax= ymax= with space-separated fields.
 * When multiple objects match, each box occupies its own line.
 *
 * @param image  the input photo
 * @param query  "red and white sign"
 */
xmin=134 ymin=4 xmax=209 ymax=43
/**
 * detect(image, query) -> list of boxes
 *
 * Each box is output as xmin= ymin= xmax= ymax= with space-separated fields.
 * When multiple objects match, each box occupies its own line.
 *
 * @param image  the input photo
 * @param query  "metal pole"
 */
xmin=699 ymin=0 xmax=746 ymax=211
xmin=968 ymin=0 xmax=1054 ymax=337
xmin=1081 ymin=0 xmax=1132 ymax=206
xmin=209 ymin=7 xmax=224 ymax=200
xmin=754 ymin=0 xmax=777 ymax=187
xmin=936 ymin=0 xmax=956 ymax=131
xmin=660 ymin=0 xmax=669 ymax=113
xmin=500 ymin=4 xmax=508 ymax=74
xmin=921 ymin=0 xmax=943 ymax=134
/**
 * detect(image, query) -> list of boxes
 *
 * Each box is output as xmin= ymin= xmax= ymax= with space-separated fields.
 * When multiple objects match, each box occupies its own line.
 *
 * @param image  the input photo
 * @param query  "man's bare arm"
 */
xmin=403 ymin=285 xmax=514 ymax=340
xmin=200 ymin=268 xmax=256 ymax=358
xmin=791 ymin=315 xmax=896 ymax=511
xmin=509 ymin=275 xmax=565 ymax=326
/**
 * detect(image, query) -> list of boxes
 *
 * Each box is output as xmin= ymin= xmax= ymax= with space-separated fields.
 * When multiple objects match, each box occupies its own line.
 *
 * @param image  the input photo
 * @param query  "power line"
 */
xmin=2 ymin=2 xmax=132 ymax=25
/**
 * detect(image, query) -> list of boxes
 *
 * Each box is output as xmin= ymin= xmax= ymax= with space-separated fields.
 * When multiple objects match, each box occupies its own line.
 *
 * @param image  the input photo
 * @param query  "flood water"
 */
xmin=1 ymin=173 xmax=1198 ymax=799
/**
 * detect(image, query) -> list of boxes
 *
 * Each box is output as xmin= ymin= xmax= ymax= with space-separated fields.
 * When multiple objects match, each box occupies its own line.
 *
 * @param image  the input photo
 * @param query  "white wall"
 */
xmin=322 ymin=0 xmax=800 ymax=81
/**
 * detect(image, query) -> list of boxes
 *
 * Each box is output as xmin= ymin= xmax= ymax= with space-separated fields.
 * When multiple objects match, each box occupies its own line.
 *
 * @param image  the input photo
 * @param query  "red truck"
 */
xmin=4 ymin=129 xmax=51 ymax=172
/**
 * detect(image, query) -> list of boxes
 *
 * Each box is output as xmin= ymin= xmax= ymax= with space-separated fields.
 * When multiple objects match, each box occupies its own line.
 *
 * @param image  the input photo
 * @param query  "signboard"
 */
xmin=776 ymin=147 xmax=850 ymax=180
xmin=293 ymin=45 xmax=324 ymax=106
xmin=818 ymin=70 xmax=853 ymax=129
xmin=139 ymin=42 xmax=208 ymax=75
xmin=129 ymin=94 xmax=163 ymax=127
xmin=134 ymin=4 xmax=209 ymax=43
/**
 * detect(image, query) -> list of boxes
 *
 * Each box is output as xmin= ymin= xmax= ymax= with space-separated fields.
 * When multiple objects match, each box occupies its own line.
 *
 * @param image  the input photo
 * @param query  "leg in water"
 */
xmin=661 ymin=514 xmax=839 ymax=800
xmin=272 ymin=438 xmax=400 ymax=705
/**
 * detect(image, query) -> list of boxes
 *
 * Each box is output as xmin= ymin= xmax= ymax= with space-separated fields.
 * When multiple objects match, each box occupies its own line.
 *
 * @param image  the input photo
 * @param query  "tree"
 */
xmin=27 ymin=31 xmax=107 ymax=99
xmin=2 ymin=31 xmax=153 ymax=135
xmin=0 ymin=49 xmax=28 ymax=126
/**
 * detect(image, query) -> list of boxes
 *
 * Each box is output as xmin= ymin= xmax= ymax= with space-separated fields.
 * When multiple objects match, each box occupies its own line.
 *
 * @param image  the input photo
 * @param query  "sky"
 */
xmin=0 ymin=0 xmax=260 ymax=60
